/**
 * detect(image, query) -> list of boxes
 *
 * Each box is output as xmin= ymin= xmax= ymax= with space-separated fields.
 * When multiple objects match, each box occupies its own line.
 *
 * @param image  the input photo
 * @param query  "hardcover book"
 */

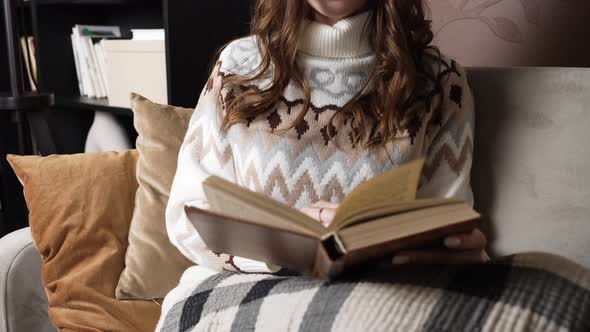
xmin=186 ymin=159 xmax=480 ymax=278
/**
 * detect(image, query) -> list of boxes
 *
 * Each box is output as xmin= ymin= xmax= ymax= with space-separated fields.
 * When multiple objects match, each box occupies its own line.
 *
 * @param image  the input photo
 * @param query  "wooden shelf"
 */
xmin=35 ymin=0 xmax=139 ymax=5
xmin=53 ymin=96 xmax=132 ymax=116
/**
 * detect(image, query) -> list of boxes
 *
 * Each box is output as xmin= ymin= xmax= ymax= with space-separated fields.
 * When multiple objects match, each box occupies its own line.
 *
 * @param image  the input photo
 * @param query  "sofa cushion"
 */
xmin=0 ymin=228 xmax=55 ymax=332
xmin=115 ymin=94 xmax=194 ymax=300
xmin=469 ymin=67 xmax=590 ymax=268
xmin=6 ymin=151 xmax=160 ymax=332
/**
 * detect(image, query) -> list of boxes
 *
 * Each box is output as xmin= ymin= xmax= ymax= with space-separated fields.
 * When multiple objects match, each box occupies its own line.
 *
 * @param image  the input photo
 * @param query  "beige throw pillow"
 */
xmin=116 ymin=93 xmax=194 ymax=300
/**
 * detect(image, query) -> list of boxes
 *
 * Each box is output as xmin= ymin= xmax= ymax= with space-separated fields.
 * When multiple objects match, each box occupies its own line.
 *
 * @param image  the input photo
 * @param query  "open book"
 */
xmin=186 ymin=159 xmax=480 ymax=278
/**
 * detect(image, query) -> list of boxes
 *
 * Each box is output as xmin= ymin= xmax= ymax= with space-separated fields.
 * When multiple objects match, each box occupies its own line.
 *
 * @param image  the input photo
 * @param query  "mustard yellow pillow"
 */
xmin=7 ymin=151 xmax=160 ymax=332
xmin=115 ymin=94 xmax=194 ymax=300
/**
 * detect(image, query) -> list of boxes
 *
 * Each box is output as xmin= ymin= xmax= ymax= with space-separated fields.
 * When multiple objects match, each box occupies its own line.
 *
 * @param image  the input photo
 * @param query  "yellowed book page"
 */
xmin=204 ymin=187 xmax=319 ymax=238
xmin=335 ymin=198 xmax=458 ymax=230
xmin=339 ymin=203 xmax=479 ymax=251
xmin=203 ymin=176 xmax=325 ymax=236
xmin=329 ymin=159 xmax=424 ymax=231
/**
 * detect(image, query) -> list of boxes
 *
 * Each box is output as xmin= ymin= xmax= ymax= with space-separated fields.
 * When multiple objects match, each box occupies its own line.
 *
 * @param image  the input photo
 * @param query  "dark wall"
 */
xmin=0 ymin=6 xmax=10 ymax=93
xmin=0 ymin=113 xmax=29 ymax=236
xmin=165 ymin=0 xmax=252 ymax=108
xmin=0 ymin=5 xmax=25 ymax=235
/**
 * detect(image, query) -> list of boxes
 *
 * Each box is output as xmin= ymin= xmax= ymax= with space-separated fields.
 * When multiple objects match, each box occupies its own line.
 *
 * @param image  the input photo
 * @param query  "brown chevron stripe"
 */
xmin=422 ymin=136 xmax=473 ymax=181
xmin=191 ymin=115 xmax=411 ymax=205
xmin=189 ymin=125 xmax=234 ymax=167
xmin=273 ymin=168 xmax=318 ymax=206
xmin=237 ymin=163 xmax=263 ymax=192
xmin=320 ymin=174 xmax=347 ymax=202
xmin=238 ymin=163 xmax=348 ymax=207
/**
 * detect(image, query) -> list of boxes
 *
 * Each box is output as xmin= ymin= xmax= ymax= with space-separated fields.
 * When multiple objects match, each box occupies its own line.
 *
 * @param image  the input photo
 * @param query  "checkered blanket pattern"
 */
xmin=156 ymin=253 xmax=590 ymax=332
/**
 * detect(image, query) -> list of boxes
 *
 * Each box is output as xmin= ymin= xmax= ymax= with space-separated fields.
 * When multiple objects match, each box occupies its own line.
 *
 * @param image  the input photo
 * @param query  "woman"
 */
xmin=166 ymin=0 xmax=489 ymax=275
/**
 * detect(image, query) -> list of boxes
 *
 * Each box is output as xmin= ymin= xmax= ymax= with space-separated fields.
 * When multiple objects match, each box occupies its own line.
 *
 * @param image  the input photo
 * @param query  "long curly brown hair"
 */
xmin=218 ymin=0 xmax=447 ymax=148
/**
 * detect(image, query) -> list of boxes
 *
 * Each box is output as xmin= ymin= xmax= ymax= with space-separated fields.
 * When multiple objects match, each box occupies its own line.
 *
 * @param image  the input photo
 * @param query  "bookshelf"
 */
xmin=1 ymin=0 xmax=253 ymax=115
xmin=54 ymin=96 xmax=133 ymax=116
xmin=0 ymin=0 xmax=252 ymax=235
xmin=25 ymin=0 xmax=252 ymax=112
xmin=34 ymin=0 xmax=162 ymax=112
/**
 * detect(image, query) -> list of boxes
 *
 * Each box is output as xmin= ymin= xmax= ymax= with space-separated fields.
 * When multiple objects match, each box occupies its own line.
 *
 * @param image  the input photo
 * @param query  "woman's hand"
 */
xmin=392 ymin=228 xmax=490 ymax=265
xmin=301 ymin=203 xmax=489 ymax=263
xmin=300 ymin=200 xmax=339 ymax=227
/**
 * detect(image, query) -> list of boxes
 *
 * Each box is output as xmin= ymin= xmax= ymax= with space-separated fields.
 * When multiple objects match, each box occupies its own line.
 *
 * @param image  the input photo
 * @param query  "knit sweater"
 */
xmin=166 ymin=11 xmax=475 ymax=273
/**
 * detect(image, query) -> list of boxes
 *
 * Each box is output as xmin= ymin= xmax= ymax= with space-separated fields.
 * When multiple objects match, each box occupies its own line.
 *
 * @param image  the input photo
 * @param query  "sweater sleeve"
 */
xmin=417 ymin=61 xmax=475 ymax=206
xmin=165 ymin=62 xmax=274 ymax=273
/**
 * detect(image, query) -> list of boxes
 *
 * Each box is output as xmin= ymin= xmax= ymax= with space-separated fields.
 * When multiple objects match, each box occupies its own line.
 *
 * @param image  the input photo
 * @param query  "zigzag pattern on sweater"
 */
xmin=235 ymin=144 xmax=389 ymax=206
xmin=186 ymin=107 xmax=472 ymax=208
xmin=184 ymin=125 xmax=233 ymax=168
xmin=239 ymin=164 xmax=347 ymax=206
xmin=189 ymin=125 xmax=413 ymax=209
xmin=422 ymin=123 xmax=474 ymax=181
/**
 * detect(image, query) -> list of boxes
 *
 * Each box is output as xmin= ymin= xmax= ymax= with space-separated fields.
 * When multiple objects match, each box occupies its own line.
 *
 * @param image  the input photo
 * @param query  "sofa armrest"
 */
xmin=0 ymin=228 xmax=56 ymax=332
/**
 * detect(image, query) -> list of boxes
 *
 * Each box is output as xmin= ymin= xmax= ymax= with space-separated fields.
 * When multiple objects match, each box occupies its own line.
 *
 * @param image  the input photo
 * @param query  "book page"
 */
xmin=204 ymin=187 xmax=319 ymax=238
xmin=329 ymin=159 xmax=424 ymax=231
xmin=203 ymin=176 xmax=325 ymax=237
xmin=334 ymin=198 xmax=459 ymax=230
xmin=338 ymin=203 xmax=480 ymax=252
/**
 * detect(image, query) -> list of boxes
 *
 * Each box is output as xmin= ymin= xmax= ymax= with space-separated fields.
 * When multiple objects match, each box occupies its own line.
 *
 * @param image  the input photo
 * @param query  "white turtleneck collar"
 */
xmin=300 ymin=11 xmax=373 ymax=59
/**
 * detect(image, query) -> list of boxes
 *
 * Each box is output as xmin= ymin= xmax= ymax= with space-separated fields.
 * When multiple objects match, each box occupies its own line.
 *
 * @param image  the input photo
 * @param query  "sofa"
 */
xmin=1 ymin=67 xmax=589 ymax=332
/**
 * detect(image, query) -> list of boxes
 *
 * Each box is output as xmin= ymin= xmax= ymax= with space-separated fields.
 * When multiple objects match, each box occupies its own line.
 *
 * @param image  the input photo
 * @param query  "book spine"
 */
xmin=80 ymin=36 xmax=98 ymax=98
xmin=71 ymin=34 xmax=84 ymax=95
xmin=85 ymin=37 xmax=103 ymax=98
xmin=95 ymin=43 xmax=110 ymax=97
xmin=73 ymin=27 xmax=94 ymax=97
xmin=86 ymin=38 xmax=106 ymax=98
xmin=28 ymin=37 xmax=38 ymax=88
xmin=76 ymin=25 xmax=122 ymax=39
xmin=312 ymin=242 xmax=345 ymax=279
xmin=19 ymin=37 xmax=37 ymax=92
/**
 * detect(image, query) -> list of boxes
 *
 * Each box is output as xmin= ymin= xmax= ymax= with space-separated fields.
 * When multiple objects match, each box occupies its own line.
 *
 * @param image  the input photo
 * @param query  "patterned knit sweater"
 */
xmin=166 ymin=11 xmax=475 ymax=272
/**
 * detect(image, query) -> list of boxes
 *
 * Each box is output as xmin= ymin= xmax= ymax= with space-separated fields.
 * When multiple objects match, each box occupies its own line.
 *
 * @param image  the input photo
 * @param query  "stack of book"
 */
xmin=70 ymin=25 xmax=121 ymax=99
xmin=70 ymin=26 xmax=166 ymax=101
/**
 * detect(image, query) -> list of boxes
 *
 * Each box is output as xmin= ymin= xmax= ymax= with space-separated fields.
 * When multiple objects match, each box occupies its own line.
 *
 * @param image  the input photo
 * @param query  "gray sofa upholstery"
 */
xmin=469 ymin=67 xmax=590 ymax=265
xmin=1 ymin=67 xmax=589 ymax=332
xmin=0 ymin=228 xmax=56 ymax=332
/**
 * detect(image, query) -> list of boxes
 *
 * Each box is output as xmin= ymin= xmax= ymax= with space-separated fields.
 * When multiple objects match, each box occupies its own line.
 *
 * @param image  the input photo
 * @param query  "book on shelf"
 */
xmin=70 ymin=26 xmax=166 ymax=102
xmin=94 ymin=43 xmax=110 ymax=97
xmin=70 ymin=25 xmax=123 ymax=99
xmin=76 ymin=25 xmax=122 ymax=39
xmin=186 ymin=159 xmax=481 ymax=279
xmin=19 ymin=36 xmax=37 ymax=92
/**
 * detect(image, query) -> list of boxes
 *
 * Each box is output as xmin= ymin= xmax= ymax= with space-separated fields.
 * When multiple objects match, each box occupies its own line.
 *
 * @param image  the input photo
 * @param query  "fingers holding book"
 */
xmin=443 ymin=228 xmax=487 ymax=250
xmin=299 ymin=200 xmax=340 ymax=227
xmin=392 ymin=228 xmax=490 ymax=265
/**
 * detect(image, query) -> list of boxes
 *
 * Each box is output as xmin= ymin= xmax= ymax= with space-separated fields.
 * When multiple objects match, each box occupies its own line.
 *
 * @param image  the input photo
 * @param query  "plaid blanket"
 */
xmin=156 ymin=253 xmax=590 ymax=332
